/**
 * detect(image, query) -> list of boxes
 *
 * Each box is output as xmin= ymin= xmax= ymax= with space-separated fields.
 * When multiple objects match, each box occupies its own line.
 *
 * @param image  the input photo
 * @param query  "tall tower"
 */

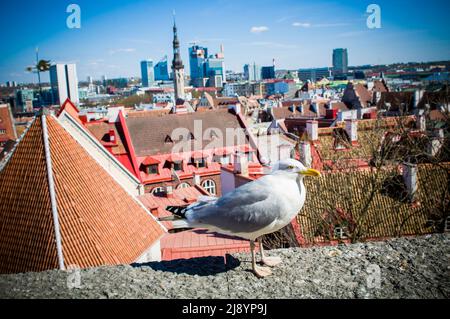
xmin=172 ymin=14 xmax=185 ymax=101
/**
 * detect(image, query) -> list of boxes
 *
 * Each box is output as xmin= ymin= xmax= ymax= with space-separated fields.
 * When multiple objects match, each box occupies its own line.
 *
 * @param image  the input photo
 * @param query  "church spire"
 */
xmin=172 ymin=11 xmax=183 ymax=71
xmin=171 ymin=12 xmax=185 ymax=101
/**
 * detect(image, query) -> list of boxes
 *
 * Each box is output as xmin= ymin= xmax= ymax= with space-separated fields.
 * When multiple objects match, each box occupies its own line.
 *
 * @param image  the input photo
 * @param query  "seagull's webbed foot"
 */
xmin=261 ymin=256 xmax=282 ymax=267
xmin=253 ymin=265 xmax=272 ymax=278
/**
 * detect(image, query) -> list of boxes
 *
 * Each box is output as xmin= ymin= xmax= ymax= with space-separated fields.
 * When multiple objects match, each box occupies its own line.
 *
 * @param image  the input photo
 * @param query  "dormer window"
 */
xmin=0 ymin=129 xmax=6 ymax=135
xmin=333 ymin=226 xmax=348 ymax=239
xmin=445 ymin=216 xmax=450 ymax=233
xmin=173 ymin=161 xmax=183 ymax=171
xmin=191 ymin=152 xmax=207 ymax=168
xmin=147 ymin=164 xmax=158 ymax=174
xmin=142 ymin=156 xmax=160 ymax=175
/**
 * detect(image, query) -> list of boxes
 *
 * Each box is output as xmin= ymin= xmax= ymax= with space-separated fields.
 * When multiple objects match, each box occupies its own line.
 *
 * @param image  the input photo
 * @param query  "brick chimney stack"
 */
xmin=109 ymin=129 xmax=116 ymax=143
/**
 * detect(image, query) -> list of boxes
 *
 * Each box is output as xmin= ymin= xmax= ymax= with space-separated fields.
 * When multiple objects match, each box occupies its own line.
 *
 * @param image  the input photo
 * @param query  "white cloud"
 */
xmin=292 ymin=22 xmax=349 ymax=28
xmin=250 ymin=26 xmax=269 ymax=34
xmin=108 ymin=48 xmax=136 ymax=55
xmin=292 ymin=22 xmax=311 ymax=28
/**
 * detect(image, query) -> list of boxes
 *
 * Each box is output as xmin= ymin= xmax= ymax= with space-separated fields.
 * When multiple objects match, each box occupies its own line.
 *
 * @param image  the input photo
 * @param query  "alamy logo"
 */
xmin=366 ymin=4 xmax=382 ymax=29
xmin=66 ymin=4 xmax=81 ymax=29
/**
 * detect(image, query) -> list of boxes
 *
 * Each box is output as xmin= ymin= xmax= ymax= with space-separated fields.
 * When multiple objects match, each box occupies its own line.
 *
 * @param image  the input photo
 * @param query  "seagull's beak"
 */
xmin=299 ymin=168 xmax=321 ymax=177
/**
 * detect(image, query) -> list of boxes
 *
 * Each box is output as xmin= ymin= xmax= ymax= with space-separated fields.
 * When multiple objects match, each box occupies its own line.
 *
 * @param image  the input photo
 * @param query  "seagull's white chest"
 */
xmin=246 ymin=175 xmax=305 ymax=240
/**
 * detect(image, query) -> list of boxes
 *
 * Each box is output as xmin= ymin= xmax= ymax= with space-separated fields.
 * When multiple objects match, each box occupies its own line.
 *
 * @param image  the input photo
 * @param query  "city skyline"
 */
xmin=1 ymin=0 xmax=449 ymax=83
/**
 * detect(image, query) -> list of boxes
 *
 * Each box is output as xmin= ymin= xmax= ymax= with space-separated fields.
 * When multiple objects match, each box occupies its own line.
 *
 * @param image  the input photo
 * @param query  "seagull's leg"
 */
xmin=259 ymin=239 xmax=282 ymax=267
xmin=250 ymin=240 xmax=272 ymax=278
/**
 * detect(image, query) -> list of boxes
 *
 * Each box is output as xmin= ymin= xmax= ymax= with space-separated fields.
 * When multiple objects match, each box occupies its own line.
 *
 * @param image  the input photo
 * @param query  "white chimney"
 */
xmin=299 ymin=141 xmax=312 ymax=168
xmin=234 ymin=104 xmax=241 ymax=115
xmin=233 ymin=153 xmax=249 ymax=176
xmin=193 ymin=173 xmax=201 ymax=186
xmin=165 ymin=185 xmax=174 ymax=198
xmin=428 ymin=129 xmax=444 ymax=157
xmin=345 ymin=119 xmax=358 ymax=143
xmin=402 ymin=163 xmax=418 ymax=202
xmin=416 ymin=113 xmax=426 ymax=132
xmin=306 ymin=120 xmax=318 ymax=141
xmin=413 ymin=89 xmax=424 ymax=108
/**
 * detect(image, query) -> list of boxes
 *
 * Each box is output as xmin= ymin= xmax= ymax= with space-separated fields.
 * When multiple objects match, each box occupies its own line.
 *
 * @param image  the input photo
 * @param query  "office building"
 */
xmin=189 ymin=45 xmax=208 ymax=86
xmin=154 ymin=56 xmax=170 ymax=81
xmin=261 ymin=66 xmax=275 ymax=80
xmin=298 ymin=67 xmax=332 ymax=82
xmin=333 ymin=48 xmax=348 ymax=74
xmin=244 ymin=63 xmax=262 ymax=82
xmin=50 ymin=63 xmax=79 ymax=105
xmin=141 ymin=60 xmax=155 ymax=87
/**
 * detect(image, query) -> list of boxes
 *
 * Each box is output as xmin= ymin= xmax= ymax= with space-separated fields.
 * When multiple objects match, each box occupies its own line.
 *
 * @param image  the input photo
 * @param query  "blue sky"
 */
xmin=1 ymin=0 xmax=449 ymax=83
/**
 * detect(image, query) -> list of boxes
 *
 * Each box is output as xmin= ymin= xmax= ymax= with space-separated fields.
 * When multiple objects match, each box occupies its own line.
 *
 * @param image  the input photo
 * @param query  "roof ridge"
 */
xmin=41 ymin=115 xmax=65 ymax=270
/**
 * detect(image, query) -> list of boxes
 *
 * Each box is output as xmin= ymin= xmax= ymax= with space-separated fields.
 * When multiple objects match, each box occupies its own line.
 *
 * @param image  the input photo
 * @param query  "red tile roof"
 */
xmin=0 ymin=104 xmax=17 ymax=141
xmin=57 ymin=99 xmax=82 ymax=125
xmin=142 ymin=156 xmax=161 ymax=165
xmin=138 ymin=186 xmax=253 ymax=261
xmin=0 ymin=115 xmax=165 ymax=274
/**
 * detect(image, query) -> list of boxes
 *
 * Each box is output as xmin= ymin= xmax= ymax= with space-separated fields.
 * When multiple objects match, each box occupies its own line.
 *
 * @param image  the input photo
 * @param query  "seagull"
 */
xmin=162 ymin=159 xmax=321 ymax=278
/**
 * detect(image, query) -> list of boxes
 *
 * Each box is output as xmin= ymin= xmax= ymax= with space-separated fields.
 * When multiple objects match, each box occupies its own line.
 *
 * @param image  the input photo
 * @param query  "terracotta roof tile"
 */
xmin=0 ymin=115 xmax=165 ymax=274
xmin=126 ymin=109 xmax=248 ymax=156
xmin=297 ymin=164 xmax=449 ymax=244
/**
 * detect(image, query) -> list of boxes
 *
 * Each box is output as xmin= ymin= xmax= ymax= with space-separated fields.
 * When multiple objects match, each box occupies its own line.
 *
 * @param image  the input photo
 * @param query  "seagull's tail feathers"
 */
xmin=159 ymin=205 xmax=194 ymax=233
xmin=164 ymin=205 xmax=189 ymax=219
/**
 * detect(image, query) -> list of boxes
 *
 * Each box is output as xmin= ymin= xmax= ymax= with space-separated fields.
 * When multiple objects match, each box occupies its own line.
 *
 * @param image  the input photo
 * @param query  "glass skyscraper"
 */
xmin=141 ymin=60 xmax=155 ymax=87
xmin=332 ymin=48 xmax=348 ymax=74
xmin=154 ymin=57 xmax=170 ymax=81
xmin=244 ymin=63 xmax=262 ymax=82
xmin=189 ymin=45 xmax=208 ymax=84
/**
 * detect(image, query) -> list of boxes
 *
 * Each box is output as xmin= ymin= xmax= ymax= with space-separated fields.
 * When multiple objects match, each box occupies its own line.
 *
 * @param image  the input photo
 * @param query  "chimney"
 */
xmin=416 ymin=112 xmax=426 ymax=132
xmin=402 ymin=163 xmax=418 ymax=202
xmin=345 ymin=119 xmax=358 ymax=143
xmin=233 ymin=103 xmax=241 ymax=115
xmin=306 ymin=120 xmax=318 ymax=141
xmin=165 ymin=185 xmax=174 ymax=198
xmin=428 ymin=129 xmax=444 ymax=157
xmin=193 ymin=173 xmax=201 ymax=186
xmin=299 ymin=141 xmax=312 ymax=168
xmin=109 ymin=129 xmax=116 ymax=143
xmin=413 ymin=89 xmax=424 ymax=108
xmin=233 ymin=153 xmax=249 ymax=176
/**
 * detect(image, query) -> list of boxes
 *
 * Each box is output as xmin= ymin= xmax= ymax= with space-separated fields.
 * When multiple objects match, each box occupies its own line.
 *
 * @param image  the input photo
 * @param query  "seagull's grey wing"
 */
xmin=185 ymin=180 xmax=283 ymax=233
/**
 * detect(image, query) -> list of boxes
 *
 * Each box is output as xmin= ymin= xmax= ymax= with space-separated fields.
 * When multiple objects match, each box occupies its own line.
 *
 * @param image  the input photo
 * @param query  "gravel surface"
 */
xmin=1 ymin=234 xmax=449 ymax=299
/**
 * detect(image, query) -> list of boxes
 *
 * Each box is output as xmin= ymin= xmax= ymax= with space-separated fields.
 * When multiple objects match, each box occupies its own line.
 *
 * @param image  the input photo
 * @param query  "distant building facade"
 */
xmin=333 ymin=48 xmax=348 ymax=74
xmin=298 ymin=68 xmax=332 ymax=82
xmin=244 ymin=63 xmax=262 ymax=82
xmin=261 ymin=66 xmax=276 ymax=80
xmin=141 ymin=60 xmax=155 ymax=87
xmin=154 ymin=57 xmax=170 ymax=81
xmin=50 ymin=63 xmax=79 ymax=105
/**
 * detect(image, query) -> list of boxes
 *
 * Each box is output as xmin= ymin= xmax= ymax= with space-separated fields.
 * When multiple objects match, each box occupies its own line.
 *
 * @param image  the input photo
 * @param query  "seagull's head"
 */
xmin=272 ymin=159 xmax=321 ymax=178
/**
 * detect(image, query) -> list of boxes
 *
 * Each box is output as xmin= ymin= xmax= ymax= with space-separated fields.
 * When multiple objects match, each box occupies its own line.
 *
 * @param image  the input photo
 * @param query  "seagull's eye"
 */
xmin=287 ymin=165 xmax=295 ymax=169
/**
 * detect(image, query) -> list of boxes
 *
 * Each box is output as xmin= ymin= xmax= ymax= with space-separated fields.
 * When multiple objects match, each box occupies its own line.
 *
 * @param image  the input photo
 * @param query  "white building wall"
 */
xmin=220 ymin=169 xmax=236 ymax=195
xmin=66 ymin=64 xmax=79 ymax=105
xmin=135 ymin=240 xmax=162 ymax=263
xmin=57 ymin=112 xmax=144 ymax=196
